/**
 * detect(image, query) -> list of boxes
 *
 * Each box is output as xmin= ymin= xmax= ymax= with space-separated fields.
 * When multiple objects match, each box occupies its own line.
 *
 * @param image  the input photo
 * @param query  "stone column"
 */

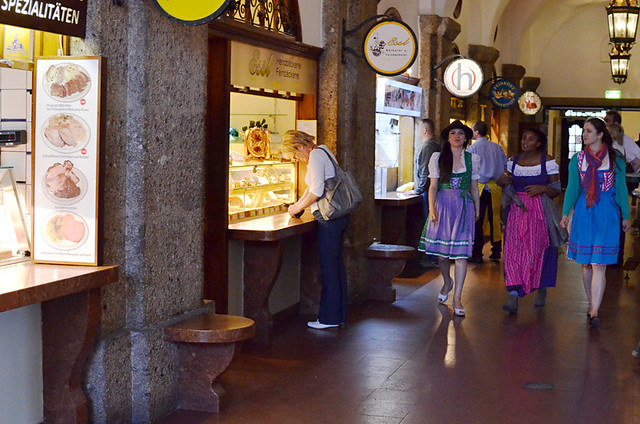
xmin=319 ymin=0 xmax=378 ymax=301
xmin=501 ymin=64 xmax=526 ymax=157
xmin=75 ymin=1 xmax=208 ymax=422
xmin=467 ymin=45 xmax=499 ymax=127
xmin=418 ymin=15 xmax=461 ymax=133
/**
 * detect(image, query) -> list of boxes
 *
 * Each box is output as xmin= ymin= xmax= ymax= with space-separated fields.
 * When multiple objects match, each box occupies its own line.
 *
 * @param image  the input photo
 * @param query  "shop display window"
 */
xmin=228 ymin=92 xmax=298 ymax=221
xmin=0 ymin=167 xmax=30 ymax=266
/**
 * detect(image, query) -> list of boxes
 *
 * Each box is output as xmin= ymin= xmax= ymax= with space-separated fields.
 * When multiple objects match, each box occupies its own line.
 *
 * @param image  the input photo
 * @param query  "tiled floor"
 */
xmin=168 ymin=235 xmax=640 ymax=424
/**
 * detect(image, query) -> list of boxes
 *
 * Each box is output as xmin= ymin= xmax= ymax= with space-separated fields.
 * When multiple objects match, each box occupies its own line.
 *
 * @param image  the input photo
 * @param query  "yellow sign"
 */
xmin=152 ymin=0 xmax=232 ymax=25
xmin=230 ymin=41 xmax=317 ymax=95
xmin=3 ymin=25 xmax=32 ymax=62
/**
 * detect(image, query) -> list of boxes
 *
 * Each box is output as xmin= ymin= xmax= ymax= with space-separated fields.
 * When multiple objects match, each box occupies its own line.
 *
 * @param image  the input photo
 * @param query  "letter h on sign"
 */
xmin=455 ymin=62 xmax=474 ymax=90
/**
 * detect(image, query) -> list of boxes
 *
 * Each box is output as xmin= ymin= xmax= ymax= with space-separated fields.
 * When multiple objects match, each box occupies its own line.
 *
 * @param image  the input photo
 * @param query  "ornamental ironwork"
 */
xmin=226 ymin=0 xmax=298 ymax=38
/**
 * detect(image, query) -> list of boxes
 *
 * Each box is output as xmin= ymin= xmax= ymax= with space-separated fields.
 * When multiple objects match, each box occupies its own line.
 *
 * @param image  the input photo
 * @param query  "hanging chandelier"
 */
xmin=610 ymin=45 xmax=631 ymax=84
xmin=606 ymin=0 xmax=640 ymax=50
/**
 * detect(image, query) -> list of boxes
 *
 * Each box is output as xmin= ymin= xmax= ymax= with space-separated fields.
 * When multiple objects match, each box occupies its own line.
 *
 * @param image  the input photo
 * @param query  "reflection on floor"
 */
xmin=164 ymin=233 xmax=640 ymax=424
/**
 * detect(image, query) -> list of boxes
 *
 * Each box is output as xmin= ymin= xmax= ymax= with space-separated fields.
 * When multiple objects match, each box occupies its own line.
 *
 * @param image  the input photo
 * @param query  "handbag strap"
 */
xmin=317 ymin=145 xmax=341 ymax=174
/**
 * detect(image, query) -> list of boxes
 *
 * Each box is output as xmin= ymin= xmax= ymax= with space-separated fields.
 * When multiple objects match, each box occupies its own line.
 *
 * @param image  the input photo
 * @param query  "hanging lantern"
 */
xmin=610 ymin=45 xmax=631 ymax=83
xmin=606 ymin=0 xmax=640 ymax=50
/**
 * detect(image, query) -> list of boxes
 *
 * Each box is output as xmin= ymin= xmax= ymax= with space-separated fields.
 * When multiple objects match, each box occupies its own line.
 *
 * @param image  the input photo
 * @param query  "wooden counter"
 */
xmin=228 ymin=211 xmax=319 ymax=348
xmin=0 ymin=261 xmax=118 ymax=424
xmin=375 ymin=191 xmax=423 ymax=246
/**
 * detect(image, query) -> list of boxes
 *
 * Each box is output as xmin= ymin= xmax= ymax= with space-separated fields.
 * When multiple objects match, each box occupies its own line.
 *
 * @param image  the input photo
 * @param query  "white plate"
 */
xmin=42 ymin=163 xmax=87 ymax=206
xmin=42 ymin=211 xmax=89 ymax=251
xmin=42 ymin=63 xmax=92 ymax=103
xmin=41 ymin=113 xmax=91 ymax=154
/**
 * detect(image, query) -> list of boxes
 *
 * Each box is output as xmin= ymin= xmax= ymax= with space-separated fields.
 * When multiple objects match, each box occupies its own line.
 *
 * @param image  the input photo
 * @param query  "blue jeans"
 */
xmin=313 ymin=210 xmax=350 ymax=325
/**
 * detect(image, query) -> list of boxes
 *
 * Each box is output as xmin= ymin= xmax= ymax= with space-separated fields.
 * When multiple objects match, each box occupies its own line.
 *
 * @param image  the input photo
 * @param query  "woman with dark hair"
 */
xmin=497 ymin=128 xmax=562 ymax=314
xmin=418 ymin=120 xmax=480 ymax=317
xmin=560 ymin=117 xmax=630 ymax=327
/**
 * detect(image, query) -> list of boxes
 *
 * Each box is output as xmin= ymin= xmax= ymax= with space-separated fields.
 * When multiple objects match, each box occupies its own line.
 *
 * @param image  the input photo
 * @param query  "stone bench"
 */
xmin=163 ymin=313 xmax=255 ymax=414
xmin=365 ymin=243 xmax=416 ymax=302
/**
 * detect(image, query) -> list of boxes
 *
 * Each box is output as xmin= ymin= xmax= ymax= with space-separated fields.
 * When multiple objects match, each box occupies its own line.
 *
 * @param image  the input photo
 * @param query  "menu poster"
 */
xmin=32 ymin=57 xmax=101 ymax=265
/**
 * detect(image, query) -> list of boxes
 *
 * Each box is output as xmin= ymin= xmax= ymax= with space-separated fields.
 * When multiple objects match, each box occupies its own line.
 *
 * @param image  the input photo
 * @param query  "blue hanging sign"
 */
xmin=489 ymin=79 xmax=519 ymax=109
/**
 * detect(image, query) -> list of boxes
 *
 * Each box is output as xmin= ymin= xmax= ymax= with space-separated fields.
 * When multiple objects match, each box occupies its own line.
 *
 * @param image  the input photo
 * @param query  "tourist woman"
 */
xmin=283 ymin=130 xmax=350 ymax=330
xmin=560 ymin=117 xmax=630 ymax=327
xmin=497 ymin=129 xmax=561 ymax=314
xmin=418 ymin=120 xmax=480 ymax=317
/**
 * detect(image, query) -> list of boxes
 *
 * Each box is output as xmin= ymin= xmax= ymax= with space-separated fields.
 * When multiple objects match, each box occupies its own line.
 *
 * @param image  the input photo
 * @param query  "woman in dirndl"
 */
xmin=498 ymin=128 xmax=561 ymax=314
xmin=560 ymin=117 xmax=630 ymax=328
xmin=418 ymin=120 xmax=480 ymax=317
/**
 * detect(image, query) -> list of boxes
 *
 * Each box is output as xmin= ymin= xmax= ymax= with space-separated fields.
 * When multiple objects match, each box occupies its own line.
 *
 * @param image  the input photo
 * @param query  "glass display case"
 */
xmin=228 ymin=161 xmax=296 ymax=222
xmin=0 ymin=167 xmax=31 ymax=266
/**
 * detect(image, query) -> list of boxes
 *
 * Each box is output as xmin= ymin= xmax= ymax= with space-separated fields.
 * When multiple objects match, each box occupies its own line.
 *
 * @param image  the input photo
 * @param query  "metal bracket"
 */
xmin=341 ymin=14 xmax=393 ymax=64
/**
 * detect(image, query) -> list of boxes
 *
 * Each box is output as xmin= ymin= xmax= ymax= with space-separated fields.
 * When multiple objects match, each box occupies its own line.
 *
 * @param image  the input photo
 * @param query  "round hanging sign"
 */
xmin=518 ymin=91 xmax=542 ymax=115
xmin=363 ymin=20 xmax=418 ymax=76
xmin=443 ymin=58 xmax=483 ymax=98
xmin=152 ymin=0 xmax=232 ymax=26
xmin=489 ymin=79 xmax=519 ymax=109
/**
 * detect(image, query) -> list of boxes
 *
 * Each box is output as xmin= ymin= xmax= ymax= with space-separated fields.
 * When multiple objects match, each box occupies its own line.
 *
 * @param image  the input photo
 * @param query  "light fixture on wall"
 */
xmin=606 ymin=0 xmax=640 ymax=50
xmin=610 ymin=45 xmax=631 ymax=83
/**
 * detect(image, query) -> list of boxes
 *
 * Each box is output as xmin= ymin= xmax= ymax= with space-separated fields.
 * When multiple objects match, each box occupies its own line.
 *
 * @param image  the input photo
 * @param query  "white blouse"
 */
xmin=428 ymin=152 xmax=481 ymax=180
xmin=506 ymin=159 xmax=559 ymax=176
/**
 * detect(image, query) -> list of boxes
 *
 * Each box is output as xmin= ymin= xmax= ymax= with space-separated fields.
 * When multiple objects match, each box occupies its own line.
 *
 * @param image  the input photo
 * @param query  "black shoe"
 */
xmin=589 ymin=316 xmax=601 ymax=328
xmin=502 ymin=294 xmax=518 ymax=314
xmin=534 ymin=288 xmax=547 ymax=307
xmin=468 ymin=256 xmax=483 ymax=264
xmin=489 ymin=252 xmax=501 ymax=261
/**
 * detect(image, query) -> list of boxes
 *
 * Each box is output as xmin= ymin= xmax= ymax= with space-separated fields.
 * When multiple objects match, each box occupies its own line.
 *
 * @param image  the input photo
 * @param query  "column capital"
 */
xmin=438 ymin=17 xmax=461 ymax=42
xmin=502 ymin=64 xmax=526 ymax=84
xmin=468 ymin=44 xmax=499 ymax=65
xmin=420 ymin=14 xmax=442 ymax=35
xmin=522 ymin=76 xmax=541 ymax=92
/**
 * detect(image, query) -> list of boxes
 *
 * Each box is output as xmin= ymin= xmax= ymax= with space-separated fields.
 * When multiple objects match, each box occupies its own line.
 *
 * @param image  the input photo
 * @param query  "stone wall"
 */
xmin=72 ymin=1 xmax=208 ymax=422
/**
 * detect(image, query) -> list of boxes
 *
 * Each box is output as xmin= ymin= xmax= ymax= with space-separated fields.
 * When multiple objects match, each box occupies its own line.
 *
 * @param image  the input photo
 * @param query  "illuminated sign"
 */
xmin=489 ymin=79 xmax=518 ymax=109
xmin=518 ymin=91 xmax=542 ymax=115
xmin=443 ymin=58 xmax=483 ymax=98
xmin=152 ymin=0 xmax=232 ymax=26
xmin=0 ymin=0 xmax=87 ymax=38
xmin=363 ymin=20 xmax=417 ymax=76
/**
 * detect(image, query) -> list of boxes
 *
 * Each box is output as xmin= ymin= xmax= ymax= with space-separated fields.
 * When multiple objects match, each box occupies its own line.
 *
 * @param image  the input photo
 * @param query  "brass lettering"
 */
xmin=249 ymin=50 xmax=272 ymax=77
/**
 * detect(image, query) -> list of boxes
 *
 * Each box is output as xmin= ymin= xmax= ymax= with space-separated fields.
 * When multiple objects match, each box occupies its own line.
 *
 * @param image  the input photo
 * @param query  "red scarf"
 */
xmin=583 ymin=146 xmax=607 ymax=209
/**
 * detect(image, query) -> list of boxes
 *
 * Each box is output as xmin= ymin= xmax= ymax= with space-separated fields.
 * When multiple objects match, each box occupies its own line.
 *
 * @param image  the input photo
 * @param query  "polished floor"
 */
xmin=173 ymin=234 xmax=640 ymax=424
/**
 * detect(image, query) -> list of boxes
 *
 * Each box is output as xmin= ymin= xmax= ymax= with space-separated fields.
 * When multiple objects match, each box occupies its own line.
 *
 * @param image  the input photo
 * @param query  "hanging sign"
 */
xmin=518 ymin=91 xmax=542 ymax=115
xmin=32 ymin=56 xmax=101 ymax=265
xmin=0 ymin=0 xmax=87 ymax=38
xmin=363 ymin=20 xmax=417 ymax=76
xmin=489 ymin=79 xmax=519 ymax=109
xmin=443 ymin=58 xmax=483 ymax=98
xmin=230 ymin=41 xmax=317 ymax=95
xmin=152 ymin=0 xmax=232 ymax=26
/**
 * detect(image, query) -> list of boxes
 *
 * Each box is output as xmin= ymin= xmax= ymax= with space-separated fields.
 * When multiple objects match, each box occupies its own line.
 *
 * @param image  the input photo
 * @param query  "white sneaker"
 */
xmin=307 ymin=320 xmax=339 ymax=329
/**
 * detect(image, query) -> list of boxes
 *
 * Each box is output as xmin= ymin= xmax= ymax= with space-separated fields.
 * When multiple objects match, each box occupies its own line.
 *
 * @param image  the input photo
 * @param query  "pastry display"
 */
xmin=44 ymin=63 xmax=91 ymax=101
xmin=44 ymin=212 xmax=88 ymax=249
xmin=43 ymin=113 xmax=89 ymax=151
xmin=244 ymin=127 xmax=271 ymax=159
xmin=44 ymin=160 xmax=83 ymax=200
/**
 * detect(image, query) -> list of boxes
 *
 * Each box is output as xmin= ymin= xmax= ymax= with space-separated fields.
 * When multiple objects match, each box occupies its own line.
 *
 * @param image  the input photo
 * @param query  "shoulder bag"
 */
xmin=316 ymin=146 xmax=362 ymax=220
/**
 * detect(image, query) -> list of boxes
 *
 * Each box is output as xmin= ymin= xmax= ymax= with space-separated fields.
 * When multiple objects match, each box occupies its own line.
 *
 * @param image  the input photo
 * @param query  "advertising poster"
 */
xmin=32 ymin=57 xmax=101 ymax=265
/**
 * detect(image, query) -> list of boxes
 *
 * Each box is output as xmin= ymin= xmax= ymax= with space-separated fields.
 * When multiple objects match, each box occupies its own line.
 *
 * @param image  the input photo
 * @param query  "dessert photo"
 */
xmin=43 ymin=212 xmax=89 ymax=250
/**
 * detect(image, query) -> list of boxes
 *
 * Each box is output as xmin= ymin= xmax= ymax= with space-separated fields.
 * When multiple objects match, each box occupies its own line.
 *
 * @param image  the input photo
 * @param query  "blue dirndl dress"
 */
xmin=567 ymin=153 xmax=621 ymax=265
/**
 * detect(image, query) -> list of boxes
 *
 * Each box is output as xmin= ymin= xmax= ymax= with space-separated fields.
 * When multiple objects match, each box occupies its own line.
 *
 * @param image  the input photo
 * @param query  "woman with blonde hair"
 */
xmin=282 ymin=130 xmax=351 ymax=330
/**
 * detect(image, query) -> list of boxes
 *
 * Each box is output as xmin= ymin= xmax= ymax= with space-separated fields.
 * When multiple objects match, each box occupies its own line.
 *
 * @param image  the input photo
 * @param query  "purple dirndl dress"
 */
xmin=418 ymin=152 xmax=475 ymax=259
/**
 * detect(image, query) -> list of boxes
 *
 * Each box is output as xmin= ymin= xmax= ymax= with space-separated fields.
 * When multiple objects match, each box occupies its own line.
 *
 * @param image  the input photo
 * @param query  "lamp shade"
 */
xmin=610 ymin=45 xmax=631 ymax=84
xmin=606 ymin=0 xmax=640 ymax=49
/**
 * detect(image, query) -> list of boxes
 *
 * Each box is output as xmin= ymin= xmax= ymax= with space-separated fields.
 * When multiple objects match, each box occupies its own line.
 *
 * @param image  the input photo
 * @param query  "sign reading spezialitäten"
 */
xmin=0 ymin=0 xmax=87 ymax=38
xmin=443 ymin=58 xmax=483 ymax=98
xmin=363 ymin=20 xmax=417 ymax=76
xmin=152 ymin=0 xmax=232 ymax=26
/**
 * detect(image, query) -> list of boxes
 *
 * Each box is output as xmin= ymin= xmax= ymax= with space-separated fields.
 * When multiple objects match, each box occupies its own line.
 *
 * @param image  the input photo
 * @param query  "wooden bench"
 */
xmin=163 ymin=313 xmax=255 ymax=414
xmin=365 ymin=243 xmax=416 ymax=302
